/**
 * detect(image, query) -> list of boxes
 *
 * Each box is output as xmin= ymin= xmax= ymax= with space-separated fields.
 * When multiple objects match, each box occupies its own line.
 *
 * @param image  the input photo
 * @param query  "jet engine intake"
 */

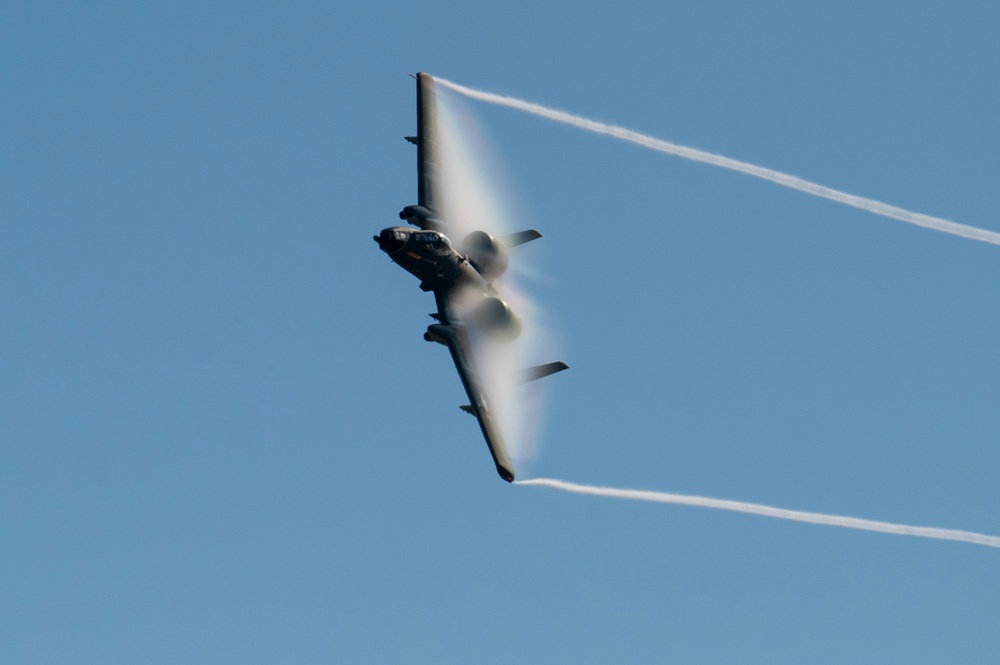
xmin=462 ymin=231 xmax=509 ymax=280
xmin=474 ymin=296 xmax=521 ymax=342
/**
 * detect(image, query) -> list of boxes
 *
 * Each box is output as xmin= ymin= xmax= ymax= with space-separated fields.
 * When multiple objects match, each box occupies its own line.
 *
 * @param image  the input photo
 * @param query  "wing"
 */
xmin=430 ymin=293 xmax=516 ymax=483
xmin=397 ymin=73 xmax=444 ymax=231
xmin=417 ymin=72 xmax=439 ymax=214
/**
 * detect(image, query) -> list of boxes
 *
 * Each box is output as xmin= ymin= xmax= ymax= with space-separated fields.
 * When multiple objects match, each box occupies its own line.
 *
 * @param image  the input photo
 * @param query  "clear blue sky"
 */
xmin=3 ymin=2 xmax=998 ymax=663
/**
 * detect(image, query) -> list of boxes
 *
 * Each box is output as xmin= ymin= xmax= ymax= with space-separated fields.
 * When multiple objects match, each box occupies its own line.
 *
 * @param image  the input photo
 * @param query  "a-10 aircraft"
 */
xmin=374 ymin=73 xmax=567 ymax=482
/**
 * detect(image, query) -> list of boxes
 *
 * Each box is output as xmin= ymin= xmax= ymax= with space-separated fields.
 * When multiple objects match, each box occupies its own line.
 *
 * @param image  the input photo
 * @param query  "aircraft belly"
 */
xmin=392 ymin=247 xmax=463 ymax=286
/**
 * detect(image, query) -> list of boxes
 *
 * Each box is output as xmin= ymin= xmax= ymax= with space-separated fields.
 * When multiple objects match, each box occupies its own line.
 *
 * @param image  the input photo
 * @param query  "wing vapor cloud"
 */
xmin=434 ymin=85 xmax=555 ymax=466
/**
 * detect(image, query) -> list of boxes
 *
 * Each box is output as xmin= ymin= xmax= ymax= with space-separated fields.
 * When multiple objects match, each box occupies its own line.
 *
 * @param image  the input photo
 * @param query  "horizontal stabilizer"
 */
xmin=459 ymin=404 xmax=475 ymax=416
xmin=520 ymin=361 xmax=569 ymax=383
xmin=500 ymin=229 xmax=542 ymax=248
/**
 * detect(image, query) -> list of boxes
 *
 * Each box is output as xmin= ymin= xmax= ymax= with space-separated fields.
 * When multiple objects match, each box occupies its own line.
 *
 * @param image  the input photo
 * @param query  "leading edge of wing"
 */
xmin=426 ymin=316 xmax=516 ymax=483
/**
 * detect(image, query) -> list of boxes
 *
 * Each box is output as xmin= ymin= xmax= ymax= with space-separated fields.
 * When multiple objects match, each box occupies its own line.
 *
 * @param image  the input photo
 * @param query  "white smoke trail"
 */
xmin=436 ymin=78 xmax=1000 ymax=248
xmin=517 ymin=478 xmax=1000 ymax=549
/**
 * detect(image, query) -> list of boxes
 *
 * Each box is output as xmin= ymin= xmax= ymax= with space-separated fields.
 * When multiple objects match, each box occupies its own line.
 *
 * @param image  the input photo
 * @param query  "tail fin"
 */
xmin=520 ymin=361 xmax=569 ymax=383
xmin=500 ymin=230 xmax=542 ymax=248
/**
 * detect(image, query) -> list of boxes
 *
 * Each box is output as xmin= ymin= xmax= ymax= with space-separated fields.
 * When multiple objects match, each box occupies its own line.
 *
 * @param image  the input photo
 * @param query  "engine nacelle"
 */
xmin=474 ymin=296 xmax=521 ymax=342
xmin=462 ymin=231 xmax=509 ymax=281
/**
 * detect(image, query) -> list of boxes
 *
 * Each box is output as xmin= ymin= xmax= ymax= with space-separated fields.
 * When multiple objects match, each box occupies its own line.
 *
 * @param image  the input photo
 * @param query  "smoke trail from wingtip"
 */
xmin=517 ymin=477 xmax=1000 ymax=549
xmin=436 ymin=77 xmax=1000 ymax=248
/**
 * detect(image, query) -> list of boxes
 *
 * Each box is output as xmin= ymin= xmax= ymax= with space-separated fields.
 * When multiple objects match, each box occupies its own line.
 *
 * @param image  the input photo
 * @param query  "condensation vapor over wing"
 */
xmin=434 ymin=83 xmax=554 ymax=465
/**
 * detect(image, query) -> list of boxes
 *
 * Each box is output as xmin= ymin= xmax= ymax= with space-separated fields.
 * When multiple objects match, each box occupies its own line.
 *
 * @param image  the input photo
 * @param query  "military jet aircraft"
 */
xmin=374 ymin=72 xmax=567 ymax=482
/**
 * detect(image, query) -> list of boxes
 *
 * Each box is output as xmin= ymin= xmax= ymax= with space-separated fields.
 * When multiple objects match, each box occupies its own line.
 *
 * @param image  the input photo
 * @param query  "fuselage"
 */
xmin=374 ymin=226 xmax=487 ymax=293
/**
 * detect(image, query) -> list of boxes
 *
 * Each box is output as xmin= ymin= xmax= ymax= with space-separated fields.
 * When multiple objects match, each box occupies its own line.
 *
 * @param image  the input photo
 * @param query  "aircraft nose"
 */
xmin=376 ymin=228 xmax=406 ymax=253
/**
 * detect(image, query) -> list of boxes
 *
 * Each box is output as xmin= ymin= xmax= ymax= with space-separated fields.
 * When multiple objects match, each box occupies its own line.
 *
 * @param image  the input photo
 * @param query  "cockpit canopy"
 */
xmin=413 ymin=230 xmax=452 ymax=255
xmin=375 ymin=227 xmax=454 ymax=256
